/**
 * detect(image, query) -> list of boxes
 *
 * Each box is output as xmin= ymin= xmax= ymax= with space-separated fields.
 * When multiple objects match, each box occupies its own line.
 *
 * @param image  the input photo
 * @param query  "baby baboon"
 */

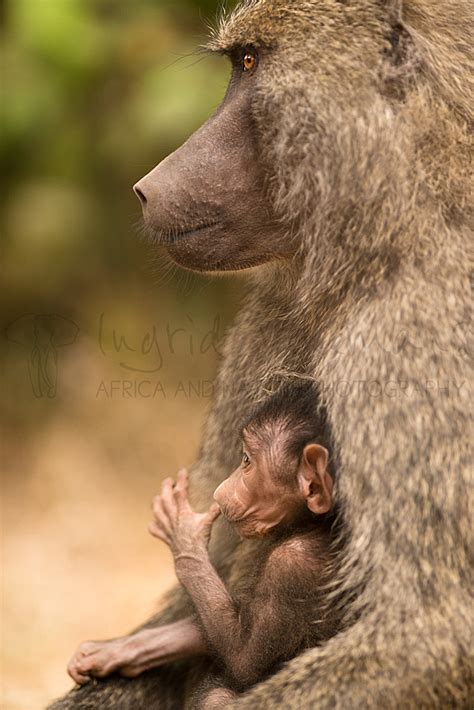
xmin=51 ymin=0 xmax=472 ymax=708
xmin=68 ymin=384 xmax=340 ymax=702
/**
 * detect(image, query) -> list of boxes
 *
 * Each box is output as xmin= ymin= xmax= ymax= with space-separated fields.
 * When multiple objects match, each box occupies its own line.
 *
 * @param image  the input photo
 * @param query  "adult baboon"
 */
xmin=51 ymin=0 xmax=473 ymax=708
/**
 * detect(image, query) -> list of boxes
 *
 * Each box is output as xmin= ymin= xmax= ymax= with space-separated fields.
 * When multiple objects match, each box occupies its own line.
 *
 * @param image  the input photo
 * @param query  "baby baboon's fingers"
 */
xmin=151 ymin=496 xmax=172 ymax=534
xmin=205 ymin=502 xmax=221 ymax=525
xmin=68 ymin=662 xmax=91 ymax=685
xmin=66 ymin=642 xmax=99 ymax=683
xmin=93 ymin=662 xmax=118 ymax=678
xmin=161 ymin=477 xmax=177 ymax=516
xmin=77 ymin=641 xmax=99 ymax=656
xmin=174 ymin=468 xmax=191 ymax=508
xmin=177 ymin=467 xmax=189 ymax=485
xmin=148 ymin=521 xmax=170 ymax=543
xmin=120 ymin=665 xmax=142 ymax=678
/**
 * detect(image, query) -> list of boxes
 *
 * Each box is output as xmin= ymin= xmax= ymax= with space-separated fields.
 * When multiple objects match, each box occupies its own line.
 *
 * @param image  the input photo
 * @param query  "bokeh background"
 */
xmin=1 ymin=1 xmax=240 ymax=707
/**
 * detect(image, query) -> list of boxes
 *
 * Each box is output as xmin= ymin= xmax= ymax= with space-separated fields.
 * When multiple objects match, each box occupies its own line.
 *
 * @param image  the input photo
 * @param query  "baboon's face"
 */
xmin=213 ymin=426 xmax=304 ymax=538
xmin=134 ymin=1 xmax=394 ymax=273
xmin=134 ymin=45 xmax=290 ymax=273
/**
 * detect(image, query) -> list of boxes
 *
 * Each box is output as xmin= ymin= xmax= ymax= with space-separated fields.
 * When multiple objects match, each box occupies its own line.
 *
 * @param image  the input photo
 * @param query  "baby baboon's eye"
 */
xmin=242 ymin=48 xmax=258 ymax=73
xmin=242 ymin=452 xmax=251 ymax=467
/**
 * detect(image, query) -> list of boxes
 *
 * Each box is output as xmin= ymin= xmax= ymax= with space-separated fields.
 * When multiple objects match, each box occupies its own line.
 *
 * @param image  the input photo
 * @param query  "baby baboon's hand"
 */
xmin=67 ymin=621 xmax=207 ymax=684
xmin=67 ymin=637 xmax=137 ymax=685
xmin=149 ymin=468 xmax=220 ymax=559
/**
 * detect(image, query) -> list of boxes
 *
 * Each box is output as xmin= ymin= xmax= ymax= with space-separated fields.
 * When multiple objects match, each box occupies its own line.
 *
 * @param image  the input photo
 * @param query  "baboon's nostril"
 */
xmin=133 ymin=184 xmax=147 ymax=207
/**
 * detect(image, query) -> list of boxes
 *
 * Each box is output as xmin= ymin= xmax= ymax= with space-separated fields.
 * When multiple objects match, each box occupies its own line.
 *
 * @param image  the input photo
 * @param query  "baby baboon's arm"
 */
xmin=174 ymin=545 xmax=311 ymax=689
xmin=150 ymin=473 xmax=316 ymax=689
xmin=68 ymin=616 xmax=208 ymax=684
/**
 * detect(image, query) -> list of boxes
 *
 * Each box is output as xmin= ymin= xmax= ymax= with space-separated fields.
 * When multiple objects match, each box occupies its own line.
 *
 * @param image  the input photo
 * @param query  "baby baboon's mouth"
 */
xmin=220 ymin=508 xmax=245 ymax=525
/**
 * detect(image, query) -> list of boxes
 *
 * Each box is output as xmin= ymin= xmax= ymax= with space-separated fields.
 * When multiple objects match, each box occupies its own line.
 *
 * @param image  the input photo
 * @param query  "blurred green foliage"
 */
xmin=1 ymin=0 xmax=243 ymax=430
xmin=1 ymin=0 xmax=237 ymax=313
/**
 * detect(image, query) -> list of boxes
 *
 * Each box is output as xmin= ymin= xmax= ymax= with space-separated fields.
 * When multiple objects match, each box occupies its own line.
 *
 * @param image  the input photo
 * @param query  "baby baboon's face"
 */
xmin=213 ymin=414 xmax=334 ymax=538
xmin=213 ymin=425 xmax=303 ymax=538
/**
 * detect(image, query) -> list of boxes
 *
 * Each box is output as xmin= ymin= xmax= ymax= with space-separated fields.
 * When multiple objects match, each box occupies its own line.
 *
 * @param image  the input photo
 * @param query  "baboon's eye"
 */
xmin=242 ymin=452 xmax=251 ymax=467
xmin=242 ymin=48 xmax=258 ymax=73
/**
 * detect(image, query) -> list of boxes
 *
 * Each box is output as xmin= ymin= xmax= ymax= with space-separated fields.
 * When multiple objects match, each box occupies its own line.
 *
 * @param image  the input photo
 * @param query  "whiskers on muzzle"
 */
xmin=138 ymin=221 xmax=220 ymax=246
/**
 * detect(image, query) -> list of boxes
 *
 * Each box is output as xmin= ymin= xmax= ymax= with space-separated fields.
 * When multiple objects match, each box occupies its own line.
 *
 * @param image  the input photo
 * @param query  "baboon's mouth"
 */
xmin=155 ymin=221 xmax=220 ymax=244
xmin=220 ymin=509 xmax=245 ymax=524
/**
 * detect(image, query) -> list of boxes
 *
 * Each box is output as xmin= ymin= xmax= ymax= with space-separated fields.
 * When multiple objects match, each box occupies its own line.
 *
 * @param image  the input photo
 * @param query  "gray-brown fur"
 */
xmin=49 ymin=0 xmax=473 ymax=707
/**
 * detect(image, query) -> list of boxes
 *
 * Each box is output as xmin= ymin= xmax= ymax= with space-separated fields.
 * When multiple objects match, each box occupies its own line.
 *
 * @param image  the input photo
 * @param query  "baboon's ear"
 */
xmin=297 ymin=444 xmax=333 ymax=515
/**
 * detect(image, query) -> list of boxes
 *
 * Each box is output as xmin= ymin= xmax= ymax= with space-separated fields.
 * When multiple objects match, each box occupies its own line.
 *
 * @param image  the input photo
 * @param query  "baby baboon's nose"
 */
xmin=213 ymin=483 xmax=225 ymax=507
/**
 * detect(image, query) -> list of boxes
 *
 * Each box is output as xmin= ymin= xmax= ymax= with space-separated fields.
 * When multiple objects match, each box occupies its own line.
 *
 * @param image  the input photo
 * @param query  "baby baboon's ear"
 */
xmin=298 ymin=444 xmax=333 ymax=515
